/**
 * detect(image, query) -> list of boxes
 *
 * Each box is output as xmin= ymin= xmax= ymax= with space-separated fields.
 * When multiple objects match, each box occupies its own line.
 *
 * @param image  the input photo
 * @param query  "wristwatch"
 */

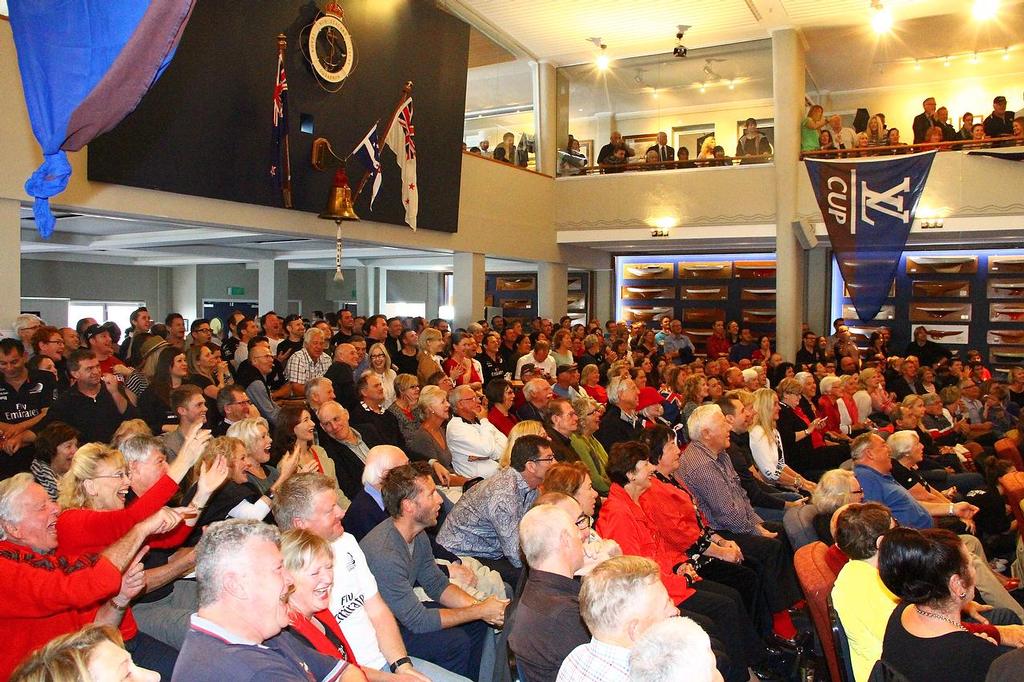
xmin=389 ymin=656 xmax=412 ymax=673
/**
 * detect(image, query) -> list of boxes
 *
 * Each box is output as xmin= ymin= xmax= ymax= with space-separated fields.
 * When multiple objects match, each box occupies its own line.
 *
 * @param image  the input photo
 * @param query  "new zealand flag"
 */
xmin=805 ymin=151 xmax=936 ymax=321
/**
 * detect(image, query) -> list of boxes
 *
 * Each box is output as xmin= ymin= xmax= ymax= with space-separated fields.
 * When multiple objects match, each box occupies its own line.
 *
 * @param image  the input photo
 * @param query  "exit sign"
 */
xmin=227 ymin=286 xmax=246 ymax=296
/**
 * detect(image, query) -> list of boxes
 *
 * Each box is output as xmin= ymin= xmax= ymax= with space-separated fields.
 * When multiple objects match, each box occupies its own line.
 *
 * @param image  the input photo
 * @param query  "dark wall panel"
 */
xmin=88 ymin=1 xmax=470 ymax=233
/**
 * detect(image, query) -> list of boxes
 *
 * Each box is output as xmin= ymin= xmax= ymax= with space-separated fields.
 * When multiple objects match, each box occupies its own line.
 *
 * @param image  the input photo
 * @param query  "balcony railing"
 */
xmin=800 ymin=135 xmax=1022 ymax=160
xmin=561 ymin=154 xmax=773 ymax=177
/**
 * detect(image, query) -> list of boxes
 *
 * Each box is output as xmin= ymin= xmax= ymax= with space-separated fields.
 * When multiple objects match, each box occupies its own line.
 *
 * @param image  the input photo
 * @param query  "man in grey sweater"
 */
xmin=360 ymin=463 xmax=508 ymax=680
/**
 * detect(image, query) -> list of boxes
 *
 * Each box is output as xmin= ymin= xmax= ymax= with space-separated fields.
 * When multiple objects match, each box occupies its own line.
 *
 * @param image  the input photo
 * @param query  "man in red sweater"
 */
xmin=0 ymin=473 xmax=178 ymax=678
xmin=705 ymin=320 xmax=732 ymax=360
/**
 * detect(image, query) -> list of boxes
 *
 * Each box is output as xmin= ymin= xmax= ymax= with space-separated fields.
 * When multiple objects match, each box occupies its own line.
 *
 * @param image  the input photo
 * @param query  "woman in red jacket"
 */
xmin=595 ymin=441 xmax=767 ymax=680
xmin=55 ymin=428 xmax=224 ymax=676
xmin=280 ymin=529 xmax=368 ymax=681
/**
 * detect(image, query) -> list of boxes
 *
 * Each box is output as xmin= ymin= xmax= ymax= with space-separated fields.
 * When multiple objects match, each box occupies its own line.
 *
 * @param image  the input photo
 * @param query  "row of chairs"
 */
xmin=793 ymin=436 xmax=1024 ymax=682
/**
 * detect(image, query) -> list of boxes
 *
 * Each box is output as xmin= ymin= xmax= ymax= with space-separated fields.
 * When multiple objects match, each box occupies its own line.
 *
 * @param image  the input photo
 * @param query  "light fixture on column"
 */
xmin=870 ymin=0 xmax=893 ymax=33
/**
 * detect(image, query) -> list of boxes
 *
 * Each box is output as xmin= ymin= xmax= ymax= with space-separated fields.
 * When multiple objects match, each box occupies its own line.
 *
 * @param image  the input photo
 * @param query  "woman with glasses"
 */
xmin=388 ymin=373 xmax=423 ymax=445
xmin=30 ymin=324 xmax=69 ymax=390
xmin=55 ymin=436 xmax=225 ymax=678
xmin=366 ymin=342 xmax=398 ymax=408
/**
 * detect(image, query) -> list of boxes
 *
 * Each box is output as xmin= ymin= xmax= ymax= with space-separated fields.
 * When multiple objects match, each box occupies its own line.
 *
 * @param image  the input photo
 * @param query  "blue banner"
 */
xmin=9 ymin=0 xmax=195 ymax=237
xmin=805 ymin=151 xmax=936 ymax=321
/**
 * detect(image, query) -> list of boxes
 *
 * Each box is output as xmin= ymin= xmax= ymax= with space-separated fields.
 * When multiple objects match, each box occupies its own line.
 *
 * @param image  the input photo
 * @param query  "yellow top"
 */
xmin=831 ymin=559 xmax=898 ymax=682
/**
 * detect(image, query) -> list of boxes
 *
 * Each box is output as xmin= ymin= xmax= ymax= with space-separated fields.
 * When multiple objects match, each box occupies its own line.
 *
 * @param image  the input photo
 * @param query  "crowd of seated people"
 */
xmin=8 ymin=306 xmax=1024 ymax=680
xmin=803 ymin=94 xmax=1023 ymax=157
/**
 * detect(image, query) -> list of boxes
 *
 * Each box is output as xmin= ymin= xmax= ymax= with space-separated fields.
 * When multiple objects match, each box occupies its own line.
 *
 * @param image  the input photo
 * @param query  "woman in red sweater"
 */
xmin=280 ymin=529 xmax=368 ymax=681
xmin=55 ymin=428 xmax=224 ymax=675
xmin=595 ymin=441 xmax=766 ymax=678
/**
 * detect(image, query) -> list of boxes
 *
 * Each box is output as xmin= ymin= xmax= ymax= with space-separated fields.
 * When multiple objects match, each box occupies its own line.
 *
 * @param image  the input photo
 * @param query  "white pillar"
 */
xmin=593 ymin=269 xmax=614 ymax=323
xmin=0 ymin=199 xmax=20 ymax=330
xmin=257 ymin=260 xmax=289 ymax=314
xmin=426 ymin=274 xmax=441 ymax=320
xmin=532 ymin=60 xmax=557 ymax=175
xmin=537 ymin=261 xmax=568 ymax=321
xmin=355 ymin=266 xmax=375 ymax=316
xmin=772 ymin=28 xmax=806 ymax=362
xmin=452 ymin=252 xmax=485 ymax=329
xmin=172 ymin=265 xmax=199 ymax=323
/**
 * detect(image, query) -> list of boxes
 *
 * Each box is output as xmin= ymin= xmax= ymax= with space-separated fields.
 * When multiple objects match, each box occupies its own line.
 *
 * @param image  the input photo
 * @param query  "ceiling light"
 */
xmin=699 ymin=83 xmax=706 ymax=93
xmin=870 ymin=2 xmax=893 ymax=33
xmin=595 ymin=53 xmax=610 ymax=70
xmin=1004 ymin=47 xmax=1010 ymax=60
xmin=943 ymin=55 xmax=951 ymax=67
xmin=973 ymin=0 xmax=998 ymax=19
xmin=914 ymin=59 xmax=921 ymax=70
xmin=969 ymin=52 xmax=979 ymax=64
xmin=728 ymin=80 xmax=735 ymax=90
xmin=651 ymin=88 xmax=659 ymax=98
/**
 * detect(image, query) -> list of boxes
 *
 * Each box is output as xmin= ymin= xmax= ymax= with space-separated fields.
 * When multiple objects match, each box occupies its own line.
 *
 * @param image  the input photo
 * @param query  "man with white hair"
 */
xmin=0 ymin=473 xmax=179 ymax=679
xmin=286 ymin=327 xmax=331 ymax=397
xmin=12 ymin=313 xmax=44 ymax=358
xmin=516 ymin=377 xmax=553 ymax=422
xmin=629 ymin=617 xmax=722 ymax=682
xmin=509 ymin=500 xmax=590 ymax=682
xmin=171 ymin=519 xmax=357 ymax=681
xmin=447 ymin=384 xmax=507 ymax=479
xmin=595 ymin=378 xmax=642 ymax=451
xmin=305 ymin=376 xmax=335 ymax=419
xmin=343 ymin=444 xmax=415 ymax=540
xmin=316 ymin=400 xmax=374 ymax=500
xmin=273 ymin=473 xmax=454 ymax=681
xmin=556 ymin=556 xmax=678 ymax=682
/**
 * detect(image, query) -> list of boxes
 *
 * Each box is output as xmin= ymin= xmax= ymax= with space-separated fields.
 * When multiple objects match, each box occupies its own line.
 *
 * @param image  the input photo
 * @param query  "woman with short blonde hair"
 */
xmin=499 ymin=420 xmax=547 ymax=468
xmin=10 ymin=623 xmax=158 ymax=682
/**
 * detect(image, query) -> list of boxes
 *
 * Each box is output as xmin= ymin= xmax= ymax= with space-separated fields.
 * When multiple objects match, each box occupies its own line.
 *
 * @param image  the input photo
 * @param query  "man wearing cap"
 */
xmin=83 ymin=322 xmax=123 ymax=374
xmin=552 ymin=363 xmax=581 ymax=400
xmin=984 ymin=95 xmax=1015 ymax=140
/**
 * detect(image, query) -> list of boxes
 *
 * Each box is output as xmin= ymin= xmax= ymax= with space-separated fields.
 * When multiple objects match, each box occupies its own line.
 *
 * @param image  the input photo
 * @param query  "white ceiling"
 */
xmin=18 ymin=209 xmax=540 ymax=273
xmin=454 ymin=0 xmax=1024 ymax=66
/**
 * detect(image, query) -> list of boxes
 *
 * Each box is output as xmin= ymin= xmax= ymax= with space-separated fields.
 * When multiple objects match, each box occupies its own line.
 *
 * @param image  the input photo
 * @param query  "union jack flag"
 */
xmin=271 ymin=50 xmax=292 ymax=206
xmin=383 ymin=96 xmax=418 ymax=229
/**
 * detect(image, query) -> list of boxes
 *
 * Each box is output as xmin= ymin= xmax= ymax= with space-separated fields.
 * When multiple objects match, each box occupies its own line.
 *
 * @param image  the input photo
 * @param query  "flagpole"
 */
xmin=277 ymin=34 xmax=293 ymax=208
xmin=354 ymin=81 xmax=413 ymax=198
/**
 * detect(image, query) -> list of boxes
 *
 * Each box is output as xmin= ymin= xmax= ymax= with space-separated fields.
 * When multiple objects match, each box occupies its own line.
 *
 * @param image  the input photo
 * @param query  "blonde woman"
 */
xmin=802 ymin=104 xmax=827 ymax=151
xmin=865 ymin=114 xmax=887 ymax=146
xmin=569 ymin=395 xmax=610 ymax=494
xmin=407 ymin=385 xmax=459 ymax=484
xmin=10 ymin=624 xmax=158 ymax=682
xmin=110 ymin=419 xmax=152 ymax=449
xmin=366 ymin=342 xmax=398 ymax=407
xmin=697 ymin=135 xmax=717 ymax=159
xmin=388 ymin=373 xmax=423 ymax=445
xmin=498 ymin=419 xmax=546 ymax=468
xmin=416 ymin=328 xmax=445 ymax=385
xmin=227 ymin=417 xmax=300 ymax=496
xmin=55 ymin=436 xmax=221 ymax=677
xmin=186 ymin=436 xmax=279 ymax=528
xmin=749 ymin=387 xmax=816 ymax=493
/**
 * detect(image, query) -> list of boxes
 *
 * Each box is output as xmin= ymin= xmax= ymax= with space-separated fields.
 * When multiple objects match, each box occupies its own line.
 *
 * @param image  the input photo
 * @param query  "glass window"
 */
xmin=69 ymin=301 xmax=144 ymax=334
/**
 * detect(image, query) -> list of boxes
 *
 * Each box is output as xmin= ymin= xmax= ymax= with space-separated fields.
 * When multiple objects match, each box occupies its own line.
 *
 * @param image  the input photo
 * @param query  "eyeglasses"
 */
xmin=195 ymin=328 xmax=212 ymax=334
xmin=230 ymin=399 xmax=253 ymax=407
xmin=370 ymin=353 xmax=386 ymax=359
xmin=458 ymin=396 xmax=480 ymax=403
xmin=575 ymin=514 xmax=591 ymax=529
xmin=850 ymin=488 xmax=864 ymax=496
xmin=530 ymin=456 xmax=556 ymax=464
xmin=45 ymin=338 xmax=64 ymax=345
xmin=93 ymin=470 xmax=130 ymax=481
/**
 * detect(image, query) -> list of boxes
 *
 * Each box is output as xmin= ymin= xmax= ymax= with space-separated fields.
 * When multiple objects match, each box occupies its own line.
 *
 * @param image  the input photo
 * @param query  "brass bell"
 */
xmin=319 ymin=168 xmax=360 ymax=222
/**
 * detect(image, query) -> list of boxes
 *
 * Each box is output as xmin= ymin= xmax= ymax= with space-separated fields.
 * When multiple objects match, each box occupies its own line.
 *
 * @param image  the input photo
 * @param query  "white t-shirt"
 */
xmin=329 ymin=532 xmax=387 ymax=669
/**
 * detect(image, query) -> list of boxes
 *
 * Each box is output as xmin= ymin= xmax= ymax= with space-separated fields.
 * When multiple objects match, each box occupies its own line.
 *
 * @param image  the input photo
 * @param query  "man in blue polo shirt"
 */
xmin=851 ymin=432 xmax=976 ymax=529
xmin=172 ymin=519 xmax=357 ymax=682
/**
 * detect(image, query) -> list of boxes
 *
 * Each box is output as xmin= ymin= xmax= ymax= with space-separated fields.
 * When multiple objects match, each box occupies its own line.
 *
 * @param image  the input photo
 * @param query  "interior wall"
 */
xmin=386 ymin=271 xmax=431 ymax=303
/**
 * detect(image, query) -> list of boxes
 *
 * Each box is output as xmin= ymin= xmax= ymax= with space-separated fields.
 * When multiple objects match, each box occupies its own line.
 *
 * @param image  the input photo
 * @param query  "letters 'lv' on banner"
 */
xmin=805 ymin=151 xmax=937 ymax=321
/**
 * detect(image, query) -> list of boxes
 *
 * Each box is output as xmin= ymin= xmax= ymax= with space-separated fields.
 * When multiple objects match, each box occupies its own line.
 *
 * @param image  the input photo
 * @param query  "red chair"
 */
xmin=1000 ymin=470 xmax=1024 ymax=531
xmin=995 ymin=437 xmax=1024 ymax=471
xmin=794 ymin=542 xmax=843 ymax=682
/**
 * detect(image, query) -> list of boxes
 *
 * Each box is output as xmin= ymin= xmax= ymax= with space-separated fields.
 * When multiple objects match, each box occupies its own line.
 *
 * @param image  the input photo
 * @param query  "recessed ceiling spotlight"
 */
xmin=973 ymin=0 xmax=998 ymax=20
xmin=914 ymin=59 xmax=921 ymax=70
xmin=943 ymin=55 xmax=951 ymax=67
xmin=870 ymin=1 xmax=893 ymax=33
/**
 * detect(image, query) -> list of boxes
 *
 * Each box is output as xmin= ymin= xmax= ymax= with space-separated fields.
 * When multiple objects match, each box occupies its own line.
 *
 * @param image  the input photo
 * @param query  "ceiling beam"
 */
xmin=89 ymin=227 xmax=263 ymax=249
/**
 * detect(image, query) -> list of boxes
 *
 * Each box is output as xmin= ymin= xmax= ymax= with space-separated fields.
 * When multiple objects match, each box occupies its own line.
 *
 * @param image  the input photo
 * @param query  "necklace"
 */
xmin=914 ymin=605 xmax=966 ymax=631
